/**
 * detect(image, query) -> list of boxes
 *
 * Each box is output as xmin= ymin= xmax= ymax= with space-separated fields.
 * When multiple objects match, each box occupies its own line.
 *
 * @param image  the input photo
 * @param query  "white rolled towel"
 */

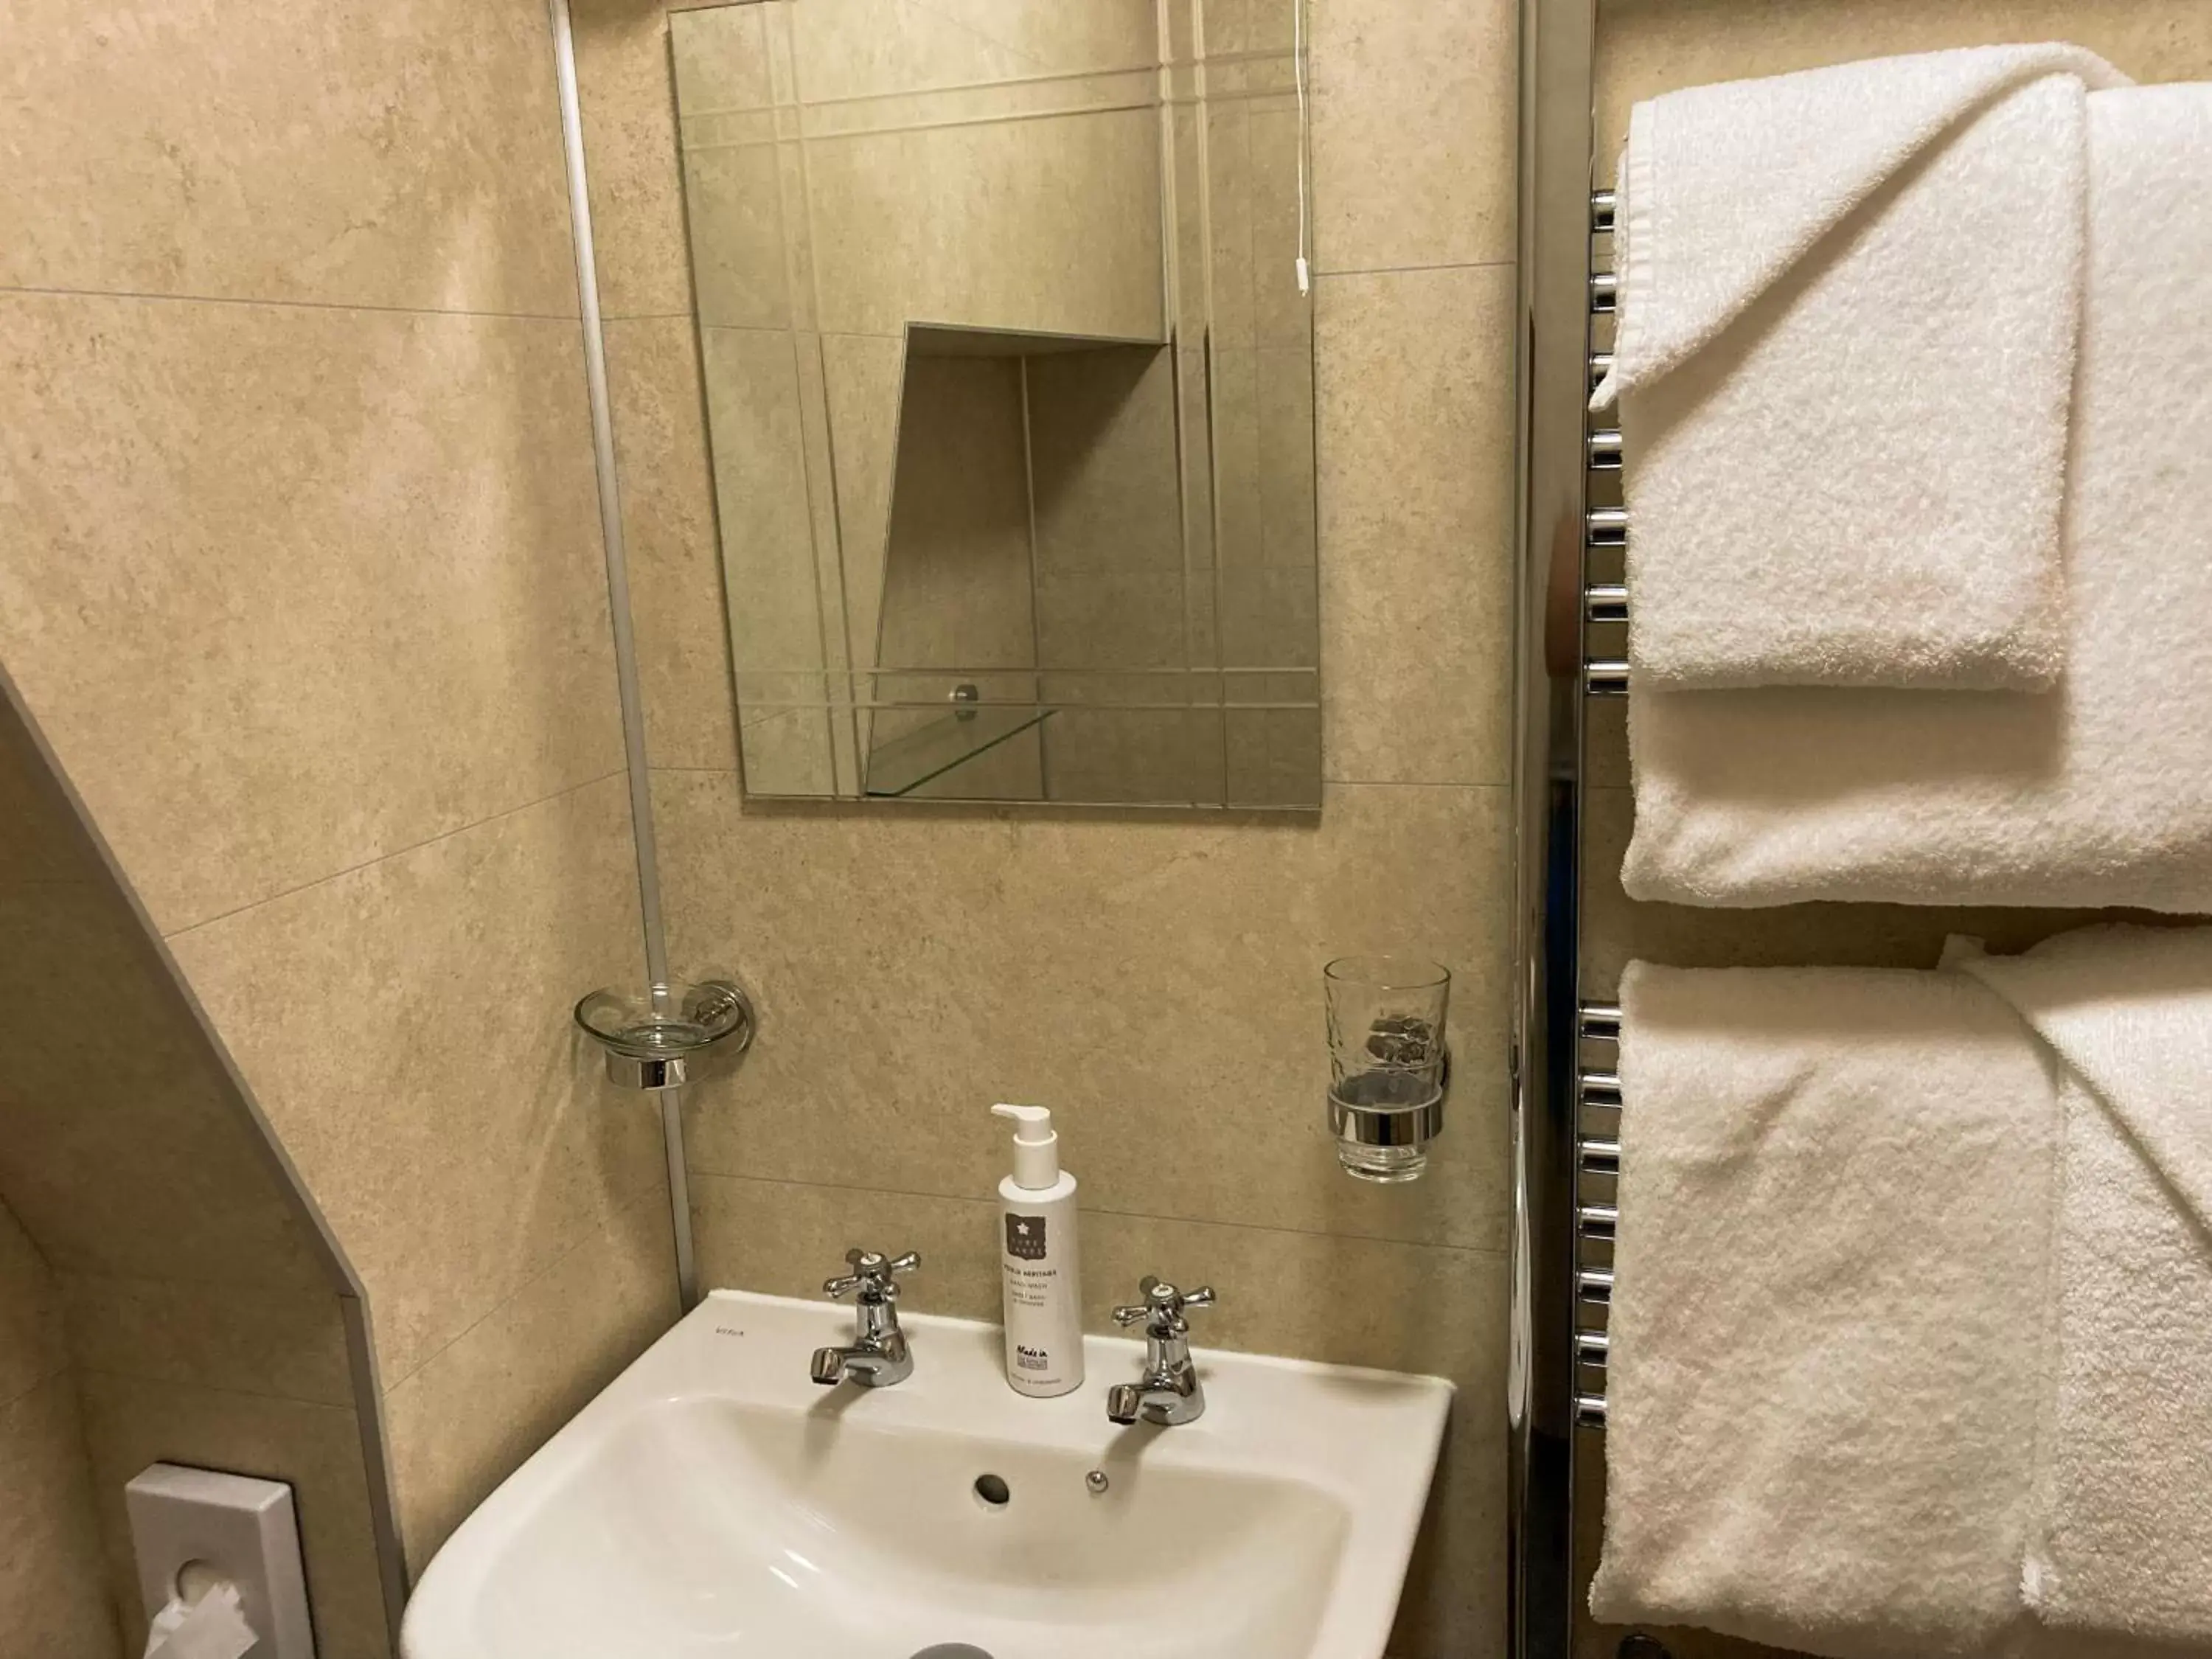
xmin=1621 ymin=83 xmax=2212 ymax=911
xmin=1600 ymin=45 xmax=2125 ymax=692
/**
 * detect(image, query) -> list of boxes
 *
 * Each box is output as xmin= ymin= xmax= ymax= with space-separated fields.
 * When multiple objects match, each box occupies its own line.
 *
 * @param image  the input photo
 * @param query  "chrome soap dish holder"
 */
xmin=573 ymin=977 xmax=755 ymax=1089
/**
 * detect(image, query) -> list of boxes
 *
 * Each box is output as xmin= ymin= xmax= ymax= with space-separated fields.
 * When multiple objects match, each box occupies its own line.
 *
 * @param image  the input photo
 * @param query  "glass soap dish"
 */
xmin=574 ymin=978 xmax=755 ymax=1089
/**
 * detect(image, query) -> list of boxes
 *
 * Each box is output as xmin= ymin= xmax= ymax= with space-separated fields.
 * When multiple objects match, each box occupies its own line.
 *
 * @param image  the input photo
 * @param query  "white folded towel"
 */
xmin=1600 ymin=46 xmax=2125 ymax=691
xmin=1597 ymin=929 xmax=2212 ymax=1658
xmin=1591 ymin=960 xmax=2056 ymax=1659
xmin=1624 ymin=83 xmax=2212 ymax=911
xmin=1953 ymin=927 xmax=2212 ymax=1652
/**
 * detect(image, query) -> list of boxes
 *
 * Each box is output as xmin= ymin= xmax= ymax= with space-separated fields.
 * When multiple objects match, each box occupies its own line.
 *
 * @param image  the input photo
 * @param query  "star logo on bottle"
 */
xmin=1006 ymin=1213 xmax=1048 ymax=1261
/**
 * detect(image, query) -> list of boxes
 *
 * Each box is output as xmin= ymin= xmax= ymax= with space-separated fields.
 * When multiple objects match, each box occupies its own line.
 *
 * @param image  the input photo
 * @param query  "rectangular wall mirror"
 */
xmin=672 ymin=0 xmax=1320 ymax=807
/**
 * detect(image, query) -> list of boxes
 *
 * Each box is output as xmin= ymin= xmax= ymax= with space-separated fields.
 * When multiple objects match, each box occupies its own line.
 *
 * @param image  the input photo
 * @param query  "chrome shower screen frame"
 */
xmin=1508 ymin=1 xmax=1597 ymax=1656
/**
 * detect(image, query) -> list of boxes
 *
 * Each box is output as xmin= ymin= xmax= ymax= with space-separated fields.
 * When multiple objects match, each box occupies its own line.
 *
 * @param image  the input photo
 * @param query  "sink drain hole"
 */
xmin=971 ymin=1472 xmax=1011 ymax=1509
xmin=911 ymin=1647 xmax=995 ymax=1659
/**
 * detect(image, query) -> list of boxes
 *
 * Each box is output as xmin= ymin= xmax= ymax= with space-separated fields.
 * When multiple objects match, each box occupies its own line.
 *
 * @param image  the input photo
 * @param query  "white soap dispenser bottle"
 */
xmin=991 ymin=1102 xmax=1084 ymax=1397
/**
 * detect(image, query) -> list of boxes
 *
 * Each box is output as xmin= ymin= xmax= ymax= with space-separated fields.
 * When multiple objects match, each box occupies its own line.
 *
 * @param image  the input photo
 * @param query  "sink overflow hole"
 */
xmin=972 ymin=1473 xmax=1011 ymax=1509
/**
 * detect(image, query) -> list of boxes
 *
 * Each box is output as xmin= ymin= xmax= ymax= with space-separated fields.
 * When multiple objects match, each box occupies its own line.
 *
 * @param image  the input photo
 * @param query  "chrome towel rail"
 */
xmin=1575 ymin=996 xmax=1623 ymax=1429
xmin=1585 ymin=194 xmax=1629 ymax=681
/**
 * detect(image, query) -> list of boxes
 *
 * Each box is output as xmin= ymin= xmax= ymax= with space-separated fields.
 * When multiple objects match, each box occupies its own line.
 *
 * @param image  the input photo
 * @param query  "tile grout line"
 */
xmin=52 ymin=1264 xmax=327 ymax=1301
xmin=609 ymin=266 xmax=1519 ymax=330
xmin=690 ymin=1169 xmax=1511 ymax=1259
xmin=1320 ymin=776 xmax=1515 ymax=790
xmin=376 ymin=1174 xmax=670 ymax=1397
xmin=0 ymin=282 xmax=582 ymax=325
xmin=1310 ymin=255 xmax=1517 ymax=280
xmin=0 ymin=266 xmax=1506 ymax=335
xmin=0 ymin=1357 xmax=74 ymax=1416
xmin=68 ymin=1365 xmax=355 ymax=1413
xmin=163 ymin=767 xmax=631 ymax=942
xmin=649 ymin=761 xmax=1512 ymax=793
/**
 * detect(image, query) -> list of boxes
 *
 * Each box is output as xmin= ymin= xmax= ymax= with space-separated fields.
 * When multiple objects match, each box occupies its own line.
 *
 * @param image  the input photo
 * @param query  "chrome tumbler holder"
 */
xmin=1330 ymin=1050 xmax=1450 ymax=1147
xmin=573 ymin=977 xmax=755 ymax=1089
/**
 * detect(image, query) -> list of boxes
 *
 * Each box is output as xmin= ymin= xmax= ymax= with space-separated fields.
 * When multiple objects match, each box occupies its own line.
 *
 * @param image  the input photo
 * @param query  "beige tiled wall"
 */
xmin=1579 ymin=7 xmax=2212 ymax=1658
xmin=0 ymin=1202 xmax=112 ymax=1658
xmin=0 ymin=691 xmax=386 ymax=1658
xmin=167 ymin=776 xmax=684 ymax=1573
xmin=2 ymin=0 xmax=678 ymax=1616
xmin=573 ymin=0 xmax=1519 ymax=1652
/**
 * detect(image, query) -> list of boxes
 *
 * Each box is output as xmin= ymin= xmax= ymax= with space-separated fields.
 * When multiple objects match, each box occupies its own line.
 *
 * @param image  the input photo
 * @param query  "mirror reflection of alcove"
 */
xmin=864 ymin=323 xmax=1191 ymax=802
xmin=675 ymin=0 xmax=1321 ymax=810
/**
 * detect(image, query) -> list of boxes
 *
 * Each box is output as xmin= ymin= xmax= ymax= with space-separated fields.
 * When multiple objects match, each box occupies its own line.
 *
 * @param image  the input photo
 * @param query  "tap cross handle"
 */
xmin=823 ymin=1248 xmax=922 ymax=1300
xmin=1110 ymin=1275 xmax=1216 ymax=1333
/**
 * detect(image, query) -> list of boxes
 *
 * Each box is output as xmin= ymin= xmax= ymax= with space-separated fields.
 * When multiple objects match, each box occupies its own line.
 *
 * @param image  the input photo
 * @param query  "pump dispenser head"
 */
xmin=992 ymin=1102 xmax=1060 ymax=1189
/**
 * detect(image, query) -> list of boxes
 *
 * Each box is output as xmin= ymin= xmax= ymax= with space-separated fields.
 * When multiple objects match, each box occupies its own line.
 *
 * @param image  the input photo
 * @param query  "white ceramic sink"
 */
xmin=401 ymin=1289 xmax=1452 ymax=1659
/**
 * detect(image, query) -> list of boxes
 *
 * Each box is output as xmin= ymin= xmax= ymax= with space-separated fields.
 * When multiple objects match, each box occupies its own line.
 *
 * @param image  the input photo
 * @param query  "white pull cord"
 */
xmin=1293 ymin=0 xmax=1312 ymax=294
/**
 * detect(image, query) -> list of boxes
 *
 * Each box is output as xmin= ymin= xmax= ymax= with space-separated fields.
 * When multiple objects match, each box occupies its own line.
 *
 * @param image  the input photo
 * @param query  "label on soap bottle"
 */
xmin=999 ymin=1183 xmax=1082 ymax=1396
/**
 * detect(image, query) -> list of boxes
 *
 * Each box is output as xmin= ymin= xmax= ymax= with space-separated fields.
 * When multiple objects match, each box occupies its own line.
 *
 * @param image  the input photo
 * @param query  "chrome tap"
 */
xmin=1105 ymin=1276 xmax=1214 ymax=1426
xmin=810 ymin=1248 xmax=921 ymax=1388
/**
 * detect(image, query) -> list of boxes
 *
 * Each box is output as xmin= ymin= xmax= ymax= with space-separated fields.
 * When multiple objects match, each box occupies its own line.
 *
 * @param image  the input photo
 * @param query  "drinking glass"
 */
xmin=1324 ymin=956 xmax=1450 ymax=1183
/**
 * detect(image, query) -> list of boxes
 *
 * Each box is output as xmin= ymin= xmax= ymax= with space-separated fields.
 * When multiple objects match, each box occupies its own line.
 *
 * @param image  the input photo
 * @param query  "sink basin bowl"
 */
xmin=401 ymin=1290 xmax=1453 ymax=1659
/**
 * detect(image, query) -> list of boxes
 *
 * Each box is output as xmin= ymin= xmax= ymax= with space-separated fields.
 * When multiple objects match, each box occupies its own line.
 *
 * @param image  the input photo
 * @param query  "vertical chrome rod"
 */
xmin=546 ymin=0 xmax=697 ymax=1308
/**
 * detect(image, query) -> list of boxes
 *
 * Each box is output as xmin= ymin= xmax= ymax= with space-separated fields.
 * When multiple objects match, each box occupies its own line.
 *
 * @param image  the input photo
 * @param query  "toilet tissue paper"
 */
xmin=144 ymin=1582 xmax=257 ymax=1659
